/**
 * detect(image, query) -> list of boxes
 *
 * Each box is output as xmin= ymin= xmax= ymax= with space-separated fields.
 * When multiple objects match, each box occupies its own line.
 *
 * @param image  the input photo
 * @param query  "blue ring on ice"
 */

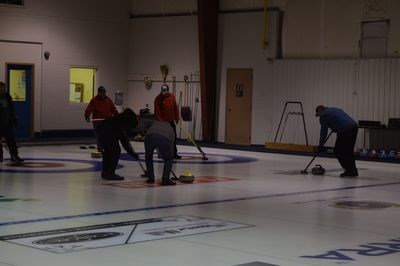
xmin=119 ymin=152 xmax=258 ymax=164
xmin=0 ymin=158 xmax=122 ymax=173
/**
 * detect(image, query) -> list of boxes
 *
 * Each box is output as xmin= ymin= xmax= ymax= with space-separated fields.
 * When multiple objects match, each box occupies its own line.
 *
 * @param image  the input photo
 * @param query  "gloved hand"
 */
xmin=85 ymin=116 xmax=90 ymax=122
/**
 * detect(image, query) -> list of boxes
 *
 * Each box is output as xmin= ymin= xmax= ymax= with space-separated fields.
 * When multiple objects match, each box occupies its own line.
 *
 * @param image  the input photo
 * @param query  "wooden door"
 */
xmin=225 ymin=68 xmax=253 ymax=145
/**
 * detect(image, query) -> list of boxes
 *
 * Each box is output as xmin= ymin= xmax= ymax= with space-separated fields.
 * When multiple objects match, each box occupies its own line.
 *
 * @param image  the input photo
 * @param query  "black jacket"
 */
xmin=0 ymin=93 xmax=17 ymax=127
xmin=96 ymin=108 xmax=138 ymax=157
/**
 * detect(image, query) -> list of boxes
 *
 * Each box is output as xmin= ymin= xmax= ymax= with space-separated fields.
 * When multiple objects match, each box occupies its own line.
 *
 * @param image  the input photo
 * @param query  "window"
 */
xmin=0 ymin=0 xmax=24 ymax=6
xmin=360 ymin=20 xmax=389 ymax=58
xmin=9 ymin=69 xmax=26 ymax=101
xmin=69 ymin=67 xmax=97 ymax=103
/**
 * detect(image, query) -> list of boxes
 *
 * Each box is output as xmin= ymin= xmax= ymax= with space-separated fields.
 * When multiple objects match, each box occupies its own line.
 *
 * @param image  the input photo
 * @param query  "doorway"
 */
xmin=225 ymin=68 xmax=253 ymax=145
xmin=6 ymin=64 xmax=33 ymax=139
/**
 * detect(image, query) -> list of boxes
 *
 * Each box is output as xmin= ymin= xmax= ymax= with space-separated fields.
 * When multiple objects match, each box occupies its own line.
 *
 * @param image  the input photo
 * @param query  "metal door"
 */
xmin=6 ymin=64 xmax=33 ymax=139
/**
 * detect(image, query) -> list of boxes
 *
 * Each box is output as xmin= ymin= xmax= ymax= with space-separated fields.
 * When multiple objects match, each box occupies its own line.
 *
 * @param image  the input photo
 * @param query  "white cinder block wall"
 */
xmin=0 ymin=0 xmax=130 ymax=132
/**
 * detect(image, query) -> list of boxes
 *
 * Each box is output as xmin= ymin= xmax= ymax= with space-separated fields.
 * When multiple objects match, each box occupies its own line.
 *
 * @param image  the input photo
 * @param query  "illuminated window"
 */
xmin=9 ymin=69 xmax=27 ymax=102
xmin=69 ymin=67 xmax=97 ymax=103
xmin=0 ymin=0 xmax=24 ymax=6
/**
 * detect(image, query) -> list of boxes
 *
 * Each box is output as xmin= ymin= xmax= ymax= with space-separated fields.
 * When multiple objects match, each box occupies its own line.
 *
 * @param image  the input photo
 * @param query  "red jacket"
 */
xmin=154 ymin=92 xmax=179 ymax=122
xmin=84 ymin=95 xmax=118 ymax=119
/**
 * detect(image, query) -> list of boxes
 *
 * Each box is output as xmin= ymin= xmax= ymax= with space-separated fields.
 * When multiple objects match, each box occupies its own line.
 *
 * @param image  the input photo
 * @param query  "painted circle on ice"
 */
xmin=6 ymin=162 xmax=65 ymax=168
xmin=331 ymin=200 xmax=400 ymax=210
xmin=0 ymin=158 xmax=122 ymax=173
xmin=120 ymin=152 xmax=258 ymax=164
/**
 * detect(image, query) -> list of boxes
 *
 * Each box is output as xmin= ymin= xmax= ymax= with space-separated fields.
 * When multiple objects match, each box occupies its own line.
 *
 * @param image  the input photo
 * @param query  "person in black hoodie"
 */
xmin=96 ymin=108 xmax=139 ymax=180
xmin=0 ymin=81 xmax=23 ymax=163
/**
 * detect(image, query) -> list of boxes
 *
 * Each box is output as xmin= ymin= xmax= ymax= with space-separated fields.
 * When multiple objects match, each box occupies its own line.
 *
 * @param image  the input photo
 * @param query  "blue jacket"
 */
xmin=319 ymin=107 xmax=357 ymax=146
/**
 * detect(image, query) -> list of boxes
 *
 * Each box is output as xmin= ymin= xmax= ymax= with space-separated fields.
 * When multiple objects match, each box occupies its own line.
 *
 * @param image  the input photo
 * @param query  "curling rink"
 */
xmin=1 ymin=142 xmax=400 ymax=266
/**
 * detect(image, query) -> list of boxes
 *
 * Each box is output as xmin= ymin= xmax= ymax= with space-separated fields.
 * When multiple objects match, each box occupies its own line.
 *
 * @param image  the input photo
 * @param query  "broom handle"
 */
xmin=303 ymin=131 xmax=333 ymax=171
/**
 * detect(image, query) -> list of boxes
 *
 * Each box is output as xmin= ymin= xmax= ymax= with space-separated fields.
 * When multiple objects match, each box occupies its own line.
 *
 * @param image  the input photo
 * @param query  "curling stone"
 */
xmin=311 ymin=164 xmax=325 ymax=175
xmin=360 ymin=148 xmax=368 ymax=157
xmin=91 ymin=151 xmax=102 ymax=158
xmin=378 ymin=150 xmax=387 ymax=159
xmin=179 ymin=170 xmax=195 ymax=183
xmin=368 ymin=149 xmax=378 ymax=158
xmin=388 ymin=151 xmax=396 ymax=159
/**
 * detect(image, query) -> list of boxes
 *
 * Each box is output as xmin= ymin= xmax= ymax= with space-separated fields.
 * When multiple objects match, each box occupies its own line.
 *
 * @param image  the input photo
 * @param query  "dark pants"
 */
xmin=96 ymin=127 xmax=120 ymax=177
xmin=334 ymin=126 xmax=358 ymax=174
xmin=0 ymin=125 xmax=19 ymax=158
xmin=93 ymin=122 xmax=103 ymax=151
xmin=169 ymin=121 xmax=178 ymax=156
xmin=101 ymin=140 xmax=121 ymax=177
xmin=144 ymin=134 xmax=173 ymax=180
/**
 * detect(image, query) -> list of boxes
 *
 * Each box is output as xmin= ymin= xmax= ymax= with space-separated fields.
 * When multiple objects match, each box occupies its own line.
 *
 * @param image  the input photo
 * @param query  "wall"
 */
xmin=0 ymin=0 xmax=130 ymax=133
xmin=0 ymin=41 xmax=42 ymax=131
xmin=1 ymin=0 xmax=398 ymax=143
xmin=217 ymin=12 xmax=276 ymax=144
xmin=126 ymin=15 xmax=201 ymax=139
xmin=270 ymin=58 xmax=400 ymax=148
xmin=129 ymin=0 xmax=400 ymax=144
xmin=282 ymin=0 xmax=400 ymax=58
xmin=129 ymin=0 xmax=400 ymax=58
xmin=127 ymin=11 xmax=278 ymax=143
